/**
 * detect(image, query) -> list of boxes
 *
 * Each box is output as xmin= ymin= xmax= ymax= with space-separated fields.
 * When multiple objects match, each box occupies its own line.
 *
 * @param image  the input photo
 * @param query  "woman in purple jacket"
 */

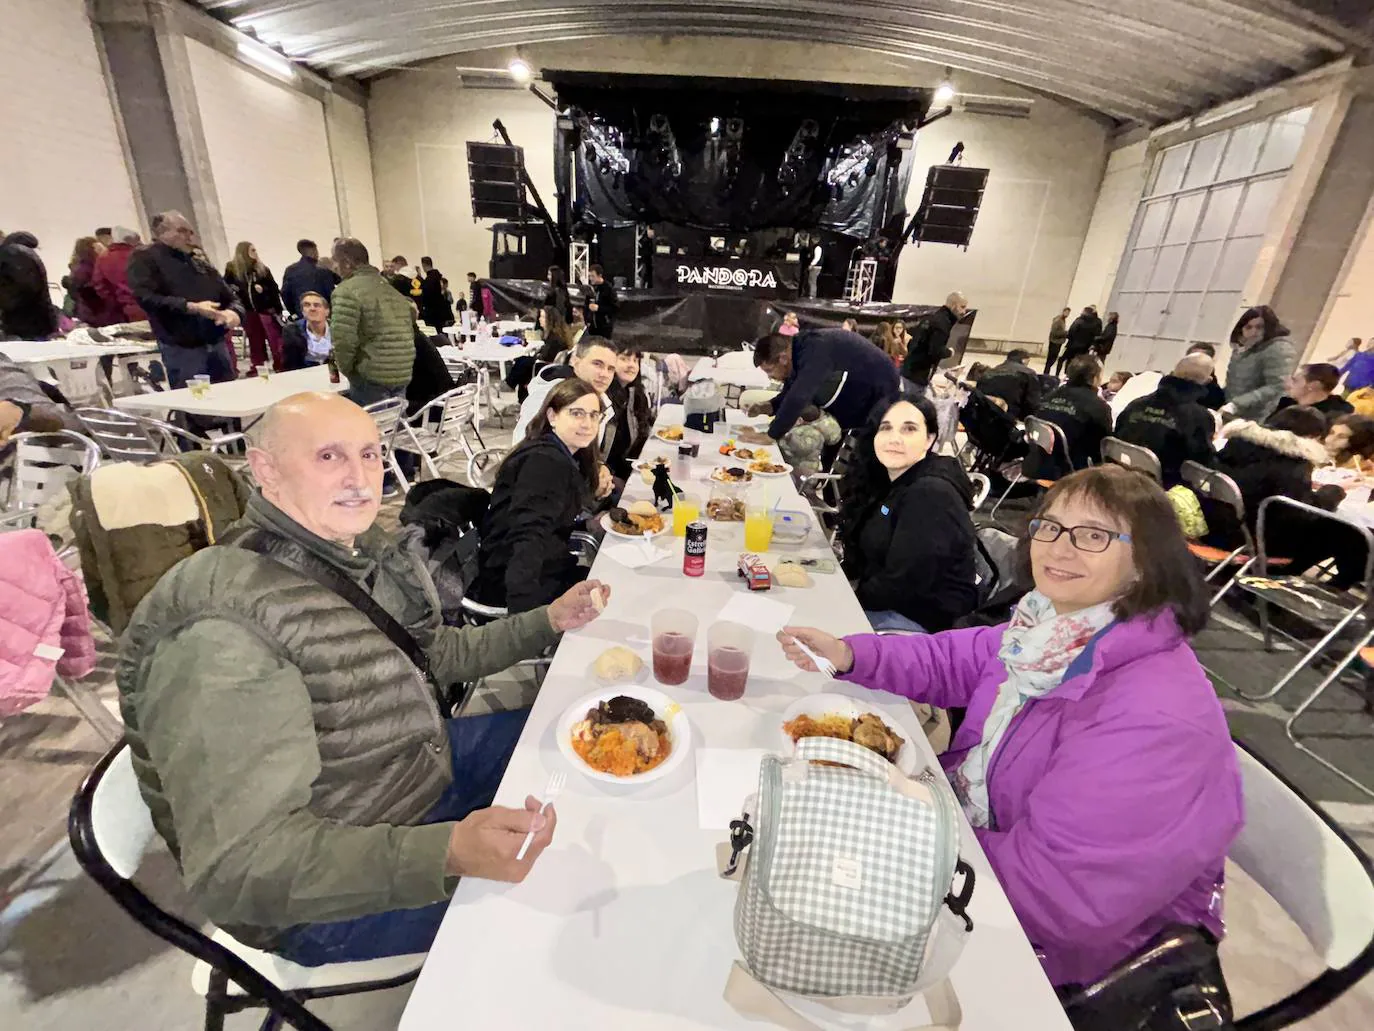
xmin=780 ymin=464 xmax=1243 ymax=996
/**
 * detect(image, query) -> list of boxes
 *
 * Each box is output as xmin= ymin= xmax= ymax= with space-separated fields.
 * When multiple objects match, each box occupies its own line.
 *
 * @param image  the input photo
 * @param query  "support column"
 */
xmin=91 ymin=0 xmax=227 ymax=262
xmin=1266 ymin=81 xmax=1374 ymax=355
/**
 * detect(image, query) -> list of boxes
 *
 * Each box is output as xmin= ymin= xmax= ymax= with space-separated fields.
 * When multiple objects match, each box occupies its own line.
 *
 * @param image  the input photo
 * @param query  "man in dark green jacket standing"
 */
xmin=117 ymin=392 xmax=608 ymax=964
xmin=330 ymin=238 xmax=416 ymax=407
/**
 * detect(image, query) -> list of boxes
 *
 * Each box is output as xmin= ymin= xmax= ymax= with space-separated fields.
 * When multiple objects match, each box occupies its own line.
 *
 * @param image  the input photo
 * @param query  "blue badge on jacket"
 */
xmin=880 ymin=505 xmax=890 ymax=516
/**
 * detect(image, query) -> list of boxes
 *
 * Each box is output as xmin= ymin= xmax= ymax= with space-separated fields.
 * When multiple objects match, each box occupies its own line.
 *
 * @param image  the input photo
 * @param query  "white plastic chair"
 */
xmin=69 ymin=745 xmax=424 ymax=1031
xmin=1229 ymin=743 xmax=1374 ymax=1027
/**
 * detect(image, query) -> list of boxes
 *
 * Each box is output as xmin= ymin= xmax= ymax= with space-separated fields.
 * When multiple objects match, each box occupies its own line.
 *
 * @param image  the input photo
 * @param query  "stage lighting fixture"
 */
xmin=934 ymin=71 xmax=956 ymax=106
xmin=709 ymin=117 xmax=721 ymax=136
xmin=725 ymin=118 xmax=745 ymax=141
xmin=508 ymin=58 xmax=532 ymax=83
xmin=649 ymin=113 xmax=671 ymax=134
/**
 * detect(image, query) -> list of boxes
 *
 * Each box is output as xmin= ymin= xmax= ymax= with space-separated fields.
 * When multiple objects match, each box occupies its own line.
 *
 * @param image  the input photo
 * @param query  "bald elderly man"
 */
xmin=117 ymin=392 xmax=607 ymax=965
xmin=1113 ymin=353 xmax=1219 ymax=486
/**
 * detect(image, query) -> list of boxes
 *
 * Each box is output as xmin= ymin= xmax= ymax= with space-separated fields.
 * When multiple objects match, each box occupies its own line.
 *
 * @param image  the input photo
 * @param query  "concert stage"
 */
xmin=482 ymin=277 xmax=975 ymax=360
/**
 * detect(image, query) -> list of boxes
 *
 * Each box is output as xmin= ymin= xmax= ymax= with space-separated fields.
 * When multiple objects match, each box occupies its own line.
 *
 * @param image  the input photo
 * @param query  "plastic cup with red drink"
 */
xmin=651 ymin=608 xmax=698 ymax=686
xmin=707 ymin=621 xmax=754 ymax=700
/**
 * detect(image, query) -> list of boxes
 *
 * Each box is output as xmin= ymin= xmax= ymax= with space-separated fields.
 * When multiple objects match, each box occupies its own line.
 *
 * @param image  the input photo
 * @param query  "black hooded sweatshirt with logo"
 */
xmin=841 ymin=454 xmax=978 ymax=631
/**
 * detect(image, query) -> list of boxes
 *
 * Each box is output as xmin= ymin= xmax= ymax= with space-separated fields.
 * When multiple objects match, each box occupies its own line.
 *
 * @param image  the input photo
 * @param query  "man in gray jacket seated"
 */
xmin=117 ymin=391 xmax=607 ymax=965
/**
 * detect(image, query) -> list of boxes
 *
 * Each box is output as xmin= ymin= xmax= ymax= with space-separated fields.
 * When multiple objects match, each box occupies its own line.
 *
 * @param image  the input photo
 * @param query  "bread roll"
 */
xmin=628 ymin=500 xmax=658 ymax=519
xmin=772 ymin=562 xmax=813 ymax=588
xmin=594 ymin=645 xmax=644 ymax=682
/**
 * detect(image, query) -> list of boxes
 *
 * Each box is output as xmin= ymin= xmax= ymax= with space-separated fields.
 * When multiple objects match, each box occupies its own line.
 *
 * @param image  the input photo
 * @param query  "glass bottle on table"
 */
xmin=326 ymin=353 xmax=340 ymax=384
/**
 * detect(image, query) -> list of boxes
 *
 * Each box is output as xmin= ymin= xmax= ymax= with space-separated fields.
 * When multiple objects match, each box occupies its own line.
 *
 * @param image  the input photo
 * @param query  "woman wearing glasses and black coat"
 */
xmin=779 ymin=465 xmax=1243 ymax=1013
xmin=472 ymin=377 xmax=612 ymax=614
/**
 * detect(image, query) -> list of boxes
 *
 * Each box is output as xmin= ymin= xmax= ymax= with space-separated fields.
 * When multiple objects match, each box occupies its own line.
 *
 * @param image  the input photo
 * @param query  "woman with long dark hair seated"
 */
xmin=780 ymin=465 xmax=1243 ymax=1004
xmin=607 ymin=344 xmax=653 ymax=478
xmin=839 ymin=393 xmax=979 ymax=633
xmin=472 ymin=378 xmax=602 ymax=613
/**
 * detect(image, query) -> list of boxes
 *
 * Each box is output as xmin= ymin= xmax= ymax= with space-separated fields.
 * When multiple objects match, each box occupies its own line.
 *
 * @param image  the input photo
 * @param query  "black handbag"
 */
xmin=1058 ymin=925 xmax=1233 ymax=1031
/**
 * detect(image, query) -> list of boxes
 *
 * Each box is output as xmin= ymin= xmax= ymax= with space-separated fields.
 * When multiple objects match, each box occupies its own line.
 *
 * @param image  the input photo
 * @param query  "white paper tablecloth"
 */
xmin=400 ymin=404 xmax=1069 ymax=1031
xmin=0 ymin=339 xmax=159 ymax=364
xmin=111 ymin=365 xmax=347 ymax=419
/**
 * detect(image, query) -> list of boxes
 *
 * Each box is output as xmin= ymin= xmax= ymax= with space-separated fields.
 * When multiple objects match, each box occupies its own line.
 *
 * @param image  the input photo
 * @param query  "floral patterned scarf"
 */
xmin=951 ymin=590 xmax=1116 ymax=828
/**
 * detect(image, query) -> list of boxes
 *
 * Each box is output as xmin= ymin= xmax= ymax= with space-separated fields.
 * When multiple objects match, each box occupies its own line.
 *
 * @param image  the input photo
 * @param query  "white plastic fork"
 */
xmin=792 ymin=638 xmax=838 ymax=677
xmin=515 ymin=771 xmax=566 ymax=861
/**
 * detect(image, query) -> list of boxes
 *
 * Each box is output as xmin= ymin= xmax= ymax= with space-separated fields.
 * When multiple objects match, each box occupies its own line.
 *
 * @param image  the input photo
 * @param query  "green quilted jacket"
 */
xmin=330 ymin=264 xmax=416 ymax=387
xmin=116 ymin=493 xmax=558 ymax=947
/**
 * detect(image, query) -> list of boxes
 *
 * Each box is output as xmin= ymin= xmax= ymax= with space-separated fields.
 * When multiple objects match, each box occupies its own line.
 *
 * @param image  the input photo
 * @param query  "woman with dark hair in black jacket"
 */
xmin=1203 ymin=405 xmax=1344 ymax=555
xmin=473 ymin=377 xmax=603 ymax=613
xmin=606 ymin=343 xmax=653 ymax=478
xmin=839 ymin=392 xmax=979 ymax=633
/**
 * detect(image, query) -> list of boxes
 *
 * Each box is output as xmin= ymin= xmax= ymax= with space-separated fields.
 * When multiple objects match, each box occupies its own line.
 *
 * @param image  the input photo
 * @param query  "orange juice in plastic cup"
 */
xmin=744 ymin=503 xmax=773 ymax=551
xmin=672 ymin=492 xmax=701 ymax=536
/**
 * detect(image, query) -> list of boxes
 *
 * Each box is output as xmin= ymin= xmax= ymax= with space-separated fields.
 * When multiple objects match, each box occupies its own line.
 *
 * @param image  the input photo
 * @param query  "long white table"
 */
xmin=0 ymin=338 xmax=159 ymax=364
xmin=400 ymin=404 xmax=1069 ymax=1030
xmin=111 ymin=365 xmax=347 ymax=420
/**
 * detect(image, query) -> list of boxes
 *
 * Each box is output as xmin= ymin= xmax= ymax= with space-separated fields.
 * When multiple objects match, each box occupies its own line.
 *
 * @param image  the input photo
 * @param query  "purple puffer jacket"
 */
xmin=841 ymin=608 xmax=1243 ymax=987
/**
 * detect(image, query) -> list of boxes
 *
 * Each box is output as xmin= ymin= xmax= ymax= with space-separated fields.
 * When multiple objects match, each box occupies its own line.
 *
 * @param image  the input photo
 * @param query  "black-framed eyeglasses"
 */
xmin=1028 ymin=517 xmax=1132 ymax=554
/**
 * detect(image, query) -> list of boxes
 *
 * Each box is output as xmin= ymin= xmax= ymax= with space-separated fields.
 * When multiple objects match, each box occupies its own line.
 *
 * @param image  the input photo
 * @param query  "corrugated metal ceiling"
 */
xmin=191 ymin=0 xmax=1367 ymax=124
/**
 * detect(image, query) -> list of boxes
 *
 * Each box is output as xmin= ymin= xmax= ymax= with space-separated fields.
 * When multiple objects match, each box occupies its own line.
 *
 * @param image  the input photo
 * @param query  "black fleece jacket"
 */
xmin=474 ymin=433 xmax=592 ymax=613
xmin=1114 ymin=376 xmax=1216 ymax=486
xmin=842 ymin=454 xmax=979 ymax=631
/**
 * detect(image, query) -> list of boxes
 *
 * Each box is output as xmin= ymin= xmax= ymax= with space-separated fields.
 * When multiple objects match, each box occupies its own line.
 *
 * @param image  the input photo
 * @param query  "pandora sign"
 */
xmin=658 ymin=257 xmax=796 ymax=298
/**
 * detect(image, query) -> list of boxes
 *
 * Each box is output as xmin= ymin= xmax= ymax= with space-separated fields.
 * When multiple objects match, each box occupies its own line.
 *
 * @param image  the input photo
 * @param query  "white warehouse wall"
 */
xmin=185 ymin=38 xmax=341 ymax=275
xmin=367 ymin=37 xmax=1112 ymax=341
xmin=0 ymin=0 xmax=140 ymax=288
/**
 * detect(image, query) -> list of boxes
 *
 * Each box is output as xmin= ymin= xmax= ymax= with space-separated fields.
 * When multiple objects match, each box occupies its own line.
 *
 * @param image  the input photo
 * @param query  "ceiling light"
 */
xmin=237 ymin=40 xmax=295 ymax=80
xmin=508 ymin=58 xmax=532 ymax=83
xmin=933 ymin=75 xmax=956 ymax=106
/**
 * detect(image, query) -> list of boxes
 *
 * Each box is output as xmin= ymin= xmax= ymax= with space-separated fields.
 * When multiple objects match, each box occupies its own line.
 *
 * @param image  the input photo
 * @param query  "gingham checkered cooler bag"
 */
xmin=720 ymin=736 xmax=976 ymax=1030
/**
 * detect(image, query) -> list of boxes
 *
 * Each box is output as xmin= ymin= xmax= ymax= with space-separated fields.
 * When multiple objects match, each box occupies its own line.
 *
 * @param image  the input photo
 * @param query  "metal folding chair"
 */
xmin=1227 ymin=496 xmax=1374 ymax=704
xmin=1101 ymin=435 xmax=1163 ymax=483
xmin=1179 ymin=460 xmax=1291 ymax=606
xmin=989 ymin=416 xmax=1066 ymax=518
xmin=69 ymin=745 xmax=423 ymax=1031
xmin=968 ymin=471 xmax=991 ymax=512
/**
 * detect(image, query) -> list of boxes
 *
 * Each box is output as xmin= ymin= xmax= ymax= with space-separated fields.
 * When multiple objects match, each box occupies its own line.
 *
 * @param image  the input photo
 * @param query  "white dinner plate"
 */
xmin=777 ymin=694 xmax=916 ymax=775
xmin=709 ymin=466 xmax=753 ymax=483
xmin=557 ymin=685 xmax=692 ymax=785
xmin=748 ymin=461 xmax=793 ymax=478
xmin=598 ymin=511 xmax=669 ymax=540
xmin=654 ymin=427 xmax=687 ymax=444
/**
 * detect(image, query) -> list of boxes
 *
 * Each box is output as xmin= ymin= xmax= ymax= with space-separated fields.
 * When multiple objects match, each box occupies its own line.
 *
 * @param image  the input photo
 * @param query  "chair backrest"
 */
xmin=1023 ymin=416 xmax=1070 ymax=465
xmin=968 ymin=471 xmax=991 ymax=512
xmin=365 ymin=397 xmax=407 ymax=452
xmin=1101 ymin=435 xmax=1163 ymax=483
xmin=1231 ymin=744 xmax=1374 ymax=973
xmin=75 ymin=406 xmax=164 ymax=463
xmin=1180 ymin=460 xmax=1244 ymax=522
xmin=1256 ymin=495 xmax=1374 ymax=586
xmin=432 ymin=384 xmax=479 ymax=433
xmin=69 ymin=745 xmax=332 ymax=1031
xmin=6 ymin=430 xmax=102 ymax=511
xmin=52 ymin=357 xmax=110 ymax=406
xmin=466 ymin=446 xmax=506 ymax=489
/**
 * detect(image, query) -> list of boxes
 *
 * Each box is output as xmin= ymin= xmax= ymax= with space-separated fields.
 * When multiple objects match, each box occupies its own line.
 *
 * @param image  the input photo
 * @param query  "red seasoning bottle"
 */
xmin=683 ymin=520 xmax=708 ymax=577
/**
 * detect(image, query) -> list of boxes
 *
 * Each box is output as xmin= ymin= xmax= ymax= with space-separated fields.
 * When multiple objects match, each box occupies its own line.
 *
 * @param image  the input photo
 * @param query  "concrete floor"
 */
xmin=4 ymin=357 xmax=1374 ymax=1029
